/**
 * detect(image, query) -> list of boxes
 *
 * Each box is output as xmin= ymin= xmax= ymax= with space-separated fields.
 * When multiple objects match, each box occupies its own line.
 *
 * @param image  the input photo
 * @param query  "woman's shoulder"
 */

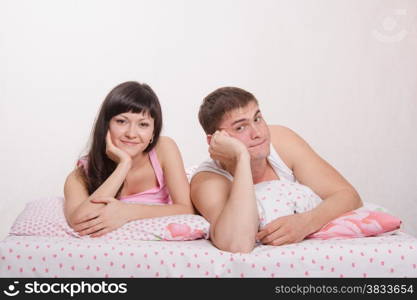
xmin=65 ymin=165 xmax=87 ymax=188
xmin=154 ymin=136 xmax=178 ymax=152
xmin=154 ymin=136 xmax=181 ymax=165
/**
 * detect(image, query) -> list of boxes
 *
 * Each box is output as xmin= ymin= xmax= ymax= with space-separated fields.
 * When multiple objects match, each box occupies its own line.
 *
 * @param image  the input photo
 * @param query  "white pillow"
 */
xmin=9 ymin=196 xmax=209 ymax=241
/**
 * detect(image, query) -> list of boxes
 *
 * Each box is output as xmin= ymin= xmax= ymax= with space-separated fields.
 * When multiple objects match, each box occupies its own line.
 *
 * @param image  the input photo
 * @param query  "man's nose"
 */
xmin=250 ymin=123 xmax=261 ymax=139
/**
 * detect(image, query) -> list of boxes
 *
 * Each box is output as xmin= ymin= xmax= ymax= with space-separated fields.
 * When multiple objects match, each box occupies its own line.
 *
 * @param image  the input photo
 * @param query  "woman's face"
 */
xmin=108 ymin=111 xmax=155 ymax=157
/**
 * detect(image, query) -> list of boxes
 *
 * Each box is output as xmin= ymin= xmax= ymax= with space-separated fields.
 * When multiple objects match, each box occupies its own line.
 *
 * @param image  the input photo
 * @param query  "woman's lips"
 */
xmin=121 ymin=140 xmax=139 ymax=146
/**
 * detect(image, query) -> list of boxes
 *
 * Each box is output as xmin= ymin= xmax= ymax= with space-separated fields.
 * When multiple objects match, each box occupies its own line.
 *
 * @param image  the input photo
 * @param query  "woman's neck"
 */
xmin=130 ymin=151 xmax=149 ymax=171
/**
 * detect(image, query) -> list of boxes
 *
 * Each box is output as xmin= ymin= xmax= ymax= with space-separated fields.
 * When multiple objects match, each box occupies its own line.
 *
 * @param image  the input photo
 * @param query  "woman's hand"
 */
xmin=105 ymin=131 xmax=132 ymax=165
xmin=208 ymin=130 xmax=249 ymax=170
xmin=72 ymin=197 xmax=130 ymax=237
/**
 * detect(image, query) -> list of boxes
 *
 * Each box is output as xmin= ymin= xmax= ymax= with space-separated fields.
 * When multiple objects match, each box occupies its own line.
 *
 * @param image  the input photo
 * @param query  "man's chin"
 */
xmin=248 ymin=149 xmax=270 ymax=161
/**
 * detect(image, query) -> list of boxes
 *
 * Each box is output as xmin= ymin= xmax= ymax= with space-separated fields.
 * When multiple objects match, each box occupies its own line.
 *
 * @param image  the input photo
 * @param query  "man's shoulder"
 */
xmin=269 ymin=124 xmax=305 ymax=145
xmin=190 ymin=169 xmax=231 ymax=188
xmin=269 ymin=124 xmax=296 ymax=138
xmin=268 ymin=124 xmax=300 ymax=171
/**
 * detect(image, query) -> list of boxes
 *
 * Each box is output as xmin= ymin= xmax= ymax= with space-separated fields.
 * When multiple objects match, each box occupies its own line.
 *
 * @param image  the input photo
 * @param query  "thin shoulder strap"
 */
xmin=148 ymin=148 xmax=164 ymax=187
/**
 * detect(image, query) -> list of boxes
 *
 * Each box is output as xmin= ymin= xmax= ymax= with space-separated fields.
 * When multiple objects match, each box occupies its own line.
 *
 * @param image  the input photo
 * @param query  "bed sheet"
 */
xmin=1 ymin=232 xmax=416 ymax=278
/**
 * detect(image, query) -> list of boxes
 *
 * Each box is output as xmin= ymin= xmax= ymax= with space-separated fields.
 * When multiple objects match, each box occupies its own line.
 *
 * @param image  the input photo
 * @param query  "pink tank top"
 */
xmin=77 ymin=149 xmax=172 ymax=205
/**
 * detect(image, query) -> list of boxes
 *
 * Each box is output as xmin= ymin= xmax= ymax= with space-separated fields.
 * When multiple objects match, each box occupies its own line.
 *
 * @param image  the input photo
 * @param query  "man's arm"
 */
xmin=257 ymin=125 xmax=362 ymax=245
xmin=191 ymin=152 xmax=259 ymax=253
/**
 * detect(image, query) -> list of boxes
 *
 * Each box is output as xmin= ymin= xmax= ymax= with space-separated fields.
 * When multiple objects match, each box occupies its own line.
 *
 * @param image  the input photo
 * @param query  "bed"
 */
xmin=1 ymin=192 xmax=416 ymax=278
xmin=1 ymin=232 xmax=417 ymax=277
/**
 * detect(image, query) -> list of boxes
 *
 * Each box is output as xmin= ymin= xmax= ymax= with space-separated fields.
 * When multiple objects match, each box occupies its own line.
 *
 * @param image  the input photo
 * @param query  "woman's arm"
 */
xmin=64 ymin=131 xmax=133 ymax=229
xmin=63 ymin=160 xmax=131 ymax=228
xmin=123 ymin=136 xmax=195 ymax=220
xmin=74 ymin=137 xmax=195 ymax=237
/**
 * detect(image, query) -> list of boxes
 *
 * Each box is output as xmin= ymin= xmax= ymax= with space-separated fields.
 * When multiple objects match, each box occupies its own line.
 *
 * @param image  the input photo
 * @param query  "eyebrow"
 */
xmin=118 ymin=114 xmax=150 ymax=121
xmin=230 ymin=110 xmax=261 ymax=126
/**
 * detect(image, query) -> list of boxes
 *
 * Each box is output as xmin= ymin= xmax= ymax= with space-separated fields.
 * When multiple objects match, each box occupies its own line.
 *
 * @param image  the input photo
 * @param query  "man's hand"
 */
xmin=208 ymin=130 xmax=249 ymax=171
xmin=72 ymin=197 xmax=130 ymax=237
xmin=256 ymin=212 xmax=315 ymax=246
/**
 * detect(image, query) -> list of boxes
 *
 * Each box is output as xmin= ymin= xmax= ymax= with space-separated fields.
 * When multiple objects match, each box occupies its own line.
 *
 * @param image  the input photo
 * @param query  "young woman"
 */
xmin=64 ymin=81 xmax=193 ymax=237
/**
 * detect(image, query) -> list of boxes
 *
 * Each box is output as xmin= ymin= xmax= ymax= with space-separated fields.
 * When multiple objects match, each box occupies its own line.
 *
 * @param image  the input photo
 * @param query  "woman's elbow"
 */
xmin=64 ymin=208 xmax=82 ymax=230
xmin=65 ymin=213 xmax=76 ymax=229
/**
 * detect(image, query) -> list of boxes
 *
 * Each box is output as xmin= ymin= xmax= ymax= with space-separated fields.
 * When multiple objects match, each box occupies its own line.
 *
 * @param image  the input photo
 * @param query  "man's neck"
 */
xmin=250 ymin=158 xmax=269 ymax=184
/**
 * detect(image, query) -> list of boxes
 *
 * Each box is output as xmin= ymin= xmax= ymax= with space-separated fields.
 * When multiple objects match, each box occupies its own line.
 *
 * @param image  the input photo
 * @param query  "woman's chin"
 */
xmin=124 ymin=148 xmax=145 ymax=158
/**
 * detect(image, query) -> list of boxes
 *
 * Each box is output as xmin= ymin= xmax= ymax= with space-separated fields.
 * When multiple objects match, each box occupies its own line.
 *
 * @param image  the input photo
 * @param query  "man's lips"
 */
xmin=249 ymin=140 xmax=266 ymax=148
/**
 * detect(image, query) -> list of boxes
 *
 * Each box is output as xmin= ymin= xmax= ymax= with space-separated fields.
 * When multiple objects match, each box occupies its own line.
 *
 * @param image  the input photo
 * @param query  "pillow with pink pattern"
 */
xmin=307 ymin=208 xmax=402 ymax=240
xmin=9 ymin=196 xmax=209 ymax=241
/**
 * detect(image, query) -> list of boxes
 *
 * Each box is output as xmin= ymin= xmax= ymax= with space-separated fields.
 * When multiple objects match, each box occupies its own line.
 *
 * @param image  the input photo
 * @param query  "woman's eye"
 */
xmin=139 ymin=122 xmax=149 ymax=127
xmin=254 ymin=116 xmax=262 ymax=122
xmin=116 ymin=119 xmax=125 ymax=124
xmin=235 ymin=126 xmax=245 ymax=132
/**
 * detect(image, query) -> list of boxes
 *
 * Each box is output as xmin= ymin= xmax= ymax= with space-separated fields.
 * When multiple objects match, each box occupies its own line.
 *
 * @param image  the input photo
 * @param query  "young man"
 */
xmin=190 ymin=87 xmax=362 ymax=253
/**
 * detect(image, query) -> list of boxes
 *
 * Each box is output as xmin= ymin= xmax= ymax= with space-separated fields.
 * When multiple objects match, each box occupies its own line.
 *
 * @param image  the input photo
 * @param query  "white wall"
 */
xmin=1 ymin=0 xmax=416 ymax=239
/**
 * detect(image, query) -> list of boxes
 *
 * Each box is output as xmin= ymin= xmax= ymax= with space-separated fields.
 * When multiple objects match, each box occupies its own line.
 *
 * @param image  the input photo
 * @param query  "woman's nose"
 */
xmin=125 ymin=125 xmax=137 ymax=138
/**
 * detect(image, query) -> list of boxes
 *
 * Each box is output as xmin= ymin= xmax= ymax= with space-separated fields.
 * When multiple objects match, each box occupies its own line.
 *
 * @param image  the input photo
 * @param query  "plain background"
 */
xmin=0 ymin=0 xmax=416 ymax=239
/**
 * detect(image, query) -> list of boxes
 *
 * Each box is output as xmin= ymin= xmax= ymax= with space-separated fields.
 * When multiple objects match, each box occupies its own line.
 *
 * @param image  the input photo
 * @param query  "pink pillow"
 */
xmin=9 ymin=196 xmax=209 ymax=241
xmin=307 ymin=209 xmax=401 ymax=240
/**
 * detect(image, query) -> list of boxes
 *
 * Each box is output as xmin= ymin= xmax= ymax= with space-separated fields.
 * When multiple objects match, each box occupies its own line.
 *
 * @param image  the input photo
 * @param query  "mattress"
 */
xmin=1 ymin=232 xmax=416 ymax=277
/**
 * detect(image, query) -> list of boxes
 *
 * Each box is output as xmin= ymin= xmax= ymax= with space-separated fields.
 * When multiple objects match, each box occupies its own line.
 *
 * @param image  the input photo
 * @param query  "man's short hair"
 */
xmin=198 ymin=87 xmax=258 ymax=134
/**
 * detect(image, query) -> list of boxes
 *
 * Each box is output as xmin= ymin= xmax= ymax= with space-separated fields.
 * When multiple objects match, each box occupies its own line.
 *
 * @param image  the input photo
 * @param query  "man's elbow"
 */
xmin=177 ymin=203 xmax=196 ymax=215
xmin=226 ymin=243 xmax=255 ymax=254
xmin=211 ymin=235 xmax=255 ymax=253
xmin=347 ymin=188 xmax=363 ymax=210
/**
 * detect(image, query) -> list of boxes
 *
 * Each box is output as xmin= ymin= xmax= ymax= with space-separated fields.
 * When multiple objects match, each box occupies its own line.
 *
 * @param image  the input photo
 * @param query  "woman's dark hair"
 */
xmin=81 ymin=81 xmax=163 ymax=196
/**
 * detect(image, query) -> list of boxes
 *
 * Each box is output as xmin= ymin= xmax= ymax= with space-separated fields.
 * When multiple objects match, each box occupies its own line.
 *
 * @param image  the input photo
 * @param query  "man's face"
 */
xmin=217 ymin=101 xmax=270 ymax=160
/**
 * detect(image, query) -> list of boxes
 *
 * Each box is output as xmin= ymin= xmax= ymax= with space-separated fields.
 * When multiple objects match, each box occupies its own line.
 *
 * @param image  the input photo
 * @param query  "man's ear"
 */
xmin=206 ymin=135 xmax=212 ymax=145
